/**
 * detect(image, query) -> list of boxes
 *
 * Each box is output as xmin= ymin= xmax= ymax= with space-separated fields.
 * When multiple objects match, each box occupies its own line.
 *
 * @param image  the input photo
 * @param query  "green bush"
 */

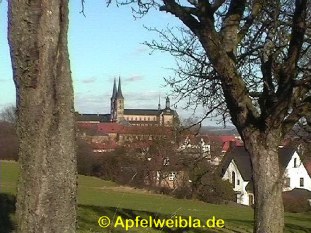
xmin=196 ymin=176 xmax=236 ymax=204
xmin=172 ymin=186 xmax=192 ymax=199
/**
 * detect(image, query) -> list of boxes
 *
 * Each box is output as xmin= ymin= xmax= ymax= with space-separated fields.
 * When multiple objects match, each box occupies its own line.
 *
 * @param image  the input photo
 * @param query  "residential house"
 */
xmin=221 ymin=146 xmax=311 ymax=206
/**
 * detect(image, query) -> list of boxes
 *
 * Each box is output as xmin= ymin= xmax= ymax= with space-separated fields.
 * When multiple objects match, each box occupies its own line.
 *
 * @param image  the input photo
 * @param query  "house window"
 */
xmin=232 ymin=171 xmax=236 ymax=187
xmin=237 ymin=179 xmax=240 ymax=186
xmin=294 ymin=158 xmax=297 ymax=168
xmin=168 ymin=172 xmax=176 ymax=181
xmin=163 ymin=157 xmax=170 ymax=166
xmin=300 ymin=178 xmax=304 ymax=187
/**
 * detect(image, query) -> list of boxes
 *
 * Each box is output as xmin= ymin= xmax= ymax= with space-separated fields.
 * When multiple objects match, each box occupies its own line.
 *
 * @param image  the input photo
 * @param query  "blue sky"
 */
xmin=0 ymin=0 xmax=210 ymax=123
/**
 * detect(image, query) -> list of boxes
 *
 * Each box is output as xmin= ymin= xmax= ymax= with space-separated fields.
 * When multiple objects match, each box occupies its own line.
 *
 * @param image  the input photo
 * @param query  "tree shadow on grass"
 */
xmin=78 ymin=204 xmax=218 ymax=233
xmin=226 ymin=217 xmax=311 ymax=233
xmin=0 ymin=193 xmax=16 ymax=233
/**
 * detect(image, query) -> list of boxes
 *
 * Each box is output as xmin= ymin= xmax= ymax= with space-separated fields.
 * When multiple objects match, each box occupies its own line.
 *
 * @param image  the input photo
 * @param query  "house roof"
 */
xmin=278 ymin=147 xmax=297 ymax=173
xmin=124 ymin=109 xmax=177 ymax=116
xmin=221 ymin=146 xmax=297 ymax=181
xmin=304 ymin=159 xmax=311 ymax=177
xmin=199 ymin=135 xmax=243 ymax=152
xmin=76 ymin=113 xmax=111 ymax=122
xmin=97 ymin=123 xmax=125 ymax=134
xmin=221 ymin=146 xmax=252 ymax=181
xmin=79 ymin=122 xmax=174 ymax=136
xmin=282 ymin=188 xmax=311 ymax=199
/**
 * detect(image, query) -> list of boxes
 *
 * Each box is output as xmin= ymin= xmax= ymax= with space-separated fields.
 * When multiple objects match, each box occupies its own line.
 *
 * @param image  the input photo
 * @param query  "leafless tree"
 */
xmin=109 ymin=0 xmax=311 ymax=232
xmin=8 ymin=0 xmax=77 ymax=232
xmin=0 ymin=105 xmax=16 ymax=124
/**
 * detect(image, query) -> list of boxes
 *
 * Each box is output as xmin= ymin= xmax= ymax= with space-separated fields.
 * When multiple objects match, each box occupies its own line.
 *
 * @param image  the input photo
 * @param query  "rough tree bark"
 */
xmin=244 ymin=130 xmax=284 ymax=233
xmin=8 ymin=0 xmax=77 ymax=232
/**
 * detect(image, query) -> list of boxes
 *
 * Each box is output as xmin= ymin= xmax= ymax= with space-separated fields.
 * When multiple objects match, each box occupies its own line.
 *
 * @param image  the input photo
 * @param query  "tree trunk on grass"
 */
xmin=244 ymin=131 xmax=284 ymax=233
xmin=8 ymin=0 xmax=77 ymax=232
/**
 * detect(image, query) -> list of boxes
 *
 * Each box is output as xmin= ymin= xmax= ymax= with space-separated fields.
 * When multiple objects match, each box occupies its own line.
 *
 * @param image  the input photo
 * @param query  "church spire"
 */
xmin=158 ymin=95 xmax=161 ymax=110
xmin=111 ymin=78 xmax=117 ymax=99
xmin=117 ymin=76 xmax=124 ymax=99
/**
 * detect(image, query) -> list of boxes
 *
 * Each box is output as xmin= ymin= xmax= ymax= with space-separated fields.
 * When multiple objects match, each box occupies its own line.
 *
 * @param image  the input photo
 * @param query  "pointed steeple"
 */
xmin=158 ymin=95 xmax=161 ymax=110
xmin=111 ymin=78 xmax=117 ymax=99
xmin=116 ymin=76 xmax=124 ymax=99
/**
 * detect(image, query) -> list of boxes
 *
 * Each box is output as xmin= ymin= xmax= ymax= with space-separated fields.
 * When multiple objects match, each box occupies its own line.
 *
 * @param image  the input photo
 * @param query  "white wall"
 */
xmin=283 ymin=151 xmax=311 ymax=191
xmin=222 ymin=160 xmax=253 ymax=205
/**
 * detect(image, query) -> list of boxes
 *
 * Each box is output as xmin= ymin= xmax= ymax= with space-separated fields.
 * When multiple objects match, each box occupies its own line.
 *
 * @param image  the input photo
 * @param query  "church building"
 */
xmin=77 ymin=77 xmax=178 ymax=127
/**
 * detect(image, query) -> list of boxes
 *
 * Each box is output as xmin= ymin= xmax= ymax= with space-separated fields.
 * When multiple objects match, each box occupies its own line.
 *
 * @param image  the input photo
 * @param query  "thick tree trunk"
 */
xmin=244 ymin=132 xmax=284 ymax=233
xmin=8 ymin=0 xmax=77 ymax=232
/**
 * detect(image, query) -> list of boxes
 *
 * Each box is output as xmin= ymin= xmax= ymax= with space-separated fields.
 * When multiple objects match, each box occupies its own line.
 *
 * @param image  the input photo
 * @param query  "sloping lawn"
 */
xmin=1 ymin=160 xmax=311 ymax=232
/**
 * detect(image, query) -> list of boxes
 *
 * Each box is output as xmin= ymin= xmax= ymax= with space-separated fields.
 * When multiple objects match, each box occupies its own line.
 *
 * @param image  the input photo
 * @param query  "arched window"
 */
xmin=294 ymin=158 xmax=297 ymax=168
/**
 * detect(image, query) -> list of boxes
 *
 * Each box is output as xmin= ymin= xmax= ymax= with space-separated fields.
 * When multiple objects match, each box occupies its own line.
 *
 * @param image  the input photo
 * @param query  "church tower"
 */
xmin=116 ymin=76 xmax=124 ymax=122
xmin=158 ymin=95 xmax=161 ymax=110
xmin=110 ymin=78 xmax=117 ymax=121
xmin=165 ymin=96 xmax=170 ymax=109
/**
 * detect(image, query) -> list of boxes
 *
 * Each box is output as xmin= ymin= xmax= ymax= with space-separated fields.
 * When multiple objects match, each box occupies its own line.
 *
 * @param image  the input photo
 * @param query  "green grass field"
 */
xmin=1 ymin=161 xmax=311 ymax=233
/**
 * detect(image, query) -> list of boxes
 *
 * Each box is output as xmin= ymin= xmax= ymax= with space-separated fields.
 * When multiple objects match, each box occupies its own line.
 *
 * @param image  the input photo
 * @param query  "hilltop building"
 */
xmin=77 ymin=77 xmax=178 ymax=127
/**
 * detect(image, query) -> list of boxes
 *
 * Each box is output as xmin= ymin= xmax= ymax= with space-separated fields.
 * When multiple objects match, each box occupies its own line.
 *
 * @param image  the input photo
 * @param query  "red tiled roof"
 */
xmin=97 ymin=123 xmax=125 ymax=133
xmin=79 ymin=122 xmax=174 ymax=136
xmin=202 ymin=135 xmax=240 ymax=143
xmin=181 ymin=134 xmax=243 ymax=152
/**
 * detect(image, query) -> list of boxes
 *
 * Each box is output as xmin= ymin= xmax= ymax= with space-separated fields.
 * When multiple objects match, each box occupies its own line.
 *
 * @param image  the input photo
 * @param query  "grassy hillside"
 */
xmin=1 ymin=160 xmax=311 ymax=232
